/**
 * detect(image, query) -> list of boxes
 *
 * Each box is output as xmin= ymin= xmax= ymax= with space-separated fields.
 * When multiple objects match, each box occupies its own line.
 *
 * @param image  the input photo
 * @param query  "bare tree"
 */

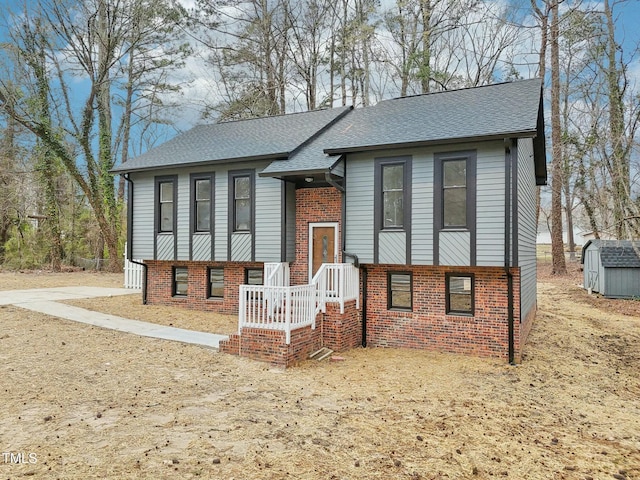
xmin=0 ymin=0 xmax=191 ymax=271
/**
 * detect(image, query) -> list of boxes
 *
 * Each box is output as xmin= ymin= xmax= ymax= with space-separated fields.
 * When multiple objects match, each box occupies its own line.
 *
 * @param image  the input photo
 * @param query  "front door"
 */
xmin=310 ymin=224 xmax=337 ymax=280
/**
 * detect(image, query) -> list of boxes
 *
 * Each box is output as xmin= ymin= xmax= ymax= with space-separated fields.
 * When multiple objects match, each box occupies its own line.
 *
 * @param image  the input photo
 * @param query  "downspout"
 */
xmin=124 ymin=173 xmax=148 ymax=305
xmin=361 ymin=265 xmax=367 ymax=347
xmin=504 ymin=139 xmax=515 ymax=365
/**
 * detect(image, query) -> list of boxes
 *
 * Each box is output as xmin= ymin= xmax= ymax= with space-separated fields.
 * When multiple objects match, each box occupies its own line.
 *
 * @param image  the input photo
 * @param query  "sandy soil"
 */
xmin=0 ymin=266 xmax=639 ymax=479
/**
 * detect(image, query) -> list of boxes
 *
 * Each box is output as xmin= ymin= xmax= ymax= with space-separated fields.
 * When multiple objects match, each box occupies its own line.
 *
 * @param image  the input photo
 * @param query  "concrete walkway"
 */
xmin=1 ymin=287 xmax=228 ymax=350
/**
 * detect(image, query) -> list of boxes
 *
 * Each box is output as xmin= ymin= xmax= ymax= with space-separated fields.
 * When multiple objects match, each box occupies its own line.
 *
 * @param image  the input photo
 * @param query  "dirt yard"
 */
xmin=0 ymin=265 xmax=639 ymax=479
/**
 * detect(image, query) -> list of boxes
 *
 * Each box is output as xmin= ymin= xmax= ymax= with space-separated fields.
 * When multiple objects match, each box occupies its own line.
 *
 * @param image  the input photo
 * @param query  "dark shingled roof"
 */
xmin=582 ymin=240 xmax=640 ymax=268
xmin=113 ymin=79 xmax=546 ymax=181
xmin=262 ymin=79 xmax=546 ymax=179
xmin=111 ymin=106 xmax=352 ymax=173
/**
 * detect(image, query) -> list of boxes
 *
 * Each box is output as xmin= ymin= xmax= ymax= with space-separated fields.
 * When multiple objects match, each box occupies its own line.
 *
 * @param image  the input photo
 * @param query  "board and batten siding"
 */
xmin=516 ymin=137 xmax=537 ymax=321
xmin=128 ymin=162 xmax=284 ymax=262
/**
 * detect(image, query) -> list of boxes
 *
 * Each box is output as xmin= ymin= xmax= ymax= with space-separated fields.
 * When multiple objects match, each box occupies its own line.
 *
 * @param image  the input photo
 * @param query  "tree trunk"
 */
xmin=549 ymin=0 xmax=566 ymax=274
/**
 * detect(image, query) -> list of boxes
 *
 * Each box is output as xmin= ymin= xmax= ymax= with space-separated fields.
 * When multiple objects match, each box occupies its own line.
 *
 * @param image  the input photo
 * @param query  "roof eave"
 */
xmin=323 ymin=131 xmax=538 ymax=156
xmin=110 ymin=151 xmax=290 ymax=174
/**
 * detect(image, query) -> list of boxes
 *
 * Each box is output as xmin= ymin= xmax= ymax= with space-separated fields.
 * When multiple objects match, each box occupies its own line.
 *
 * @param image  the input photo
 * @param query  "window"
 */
xmin=234 ymin=176 xmax=251 ymax=231
xmin=208 ymin=267 xmax=224 ymax=299
xmin=158 ymin=180 xmax=175 ymax=233
xmin=442 ymin=159 xmax=467 ymax=228
xmin=245 ymin=268 xmax=263 ymax=285
xmin=194 ymin=178 xmax=212 ymax=232
xmin=173 ymin=267 xmax=188 ymax=296
xmin=446 ymin=273 xmax=474 ymax=315
xmin=383 ymin=164 xmax=404 ymax=228
xmin=388 ymin=272 xmax=412 ymax=310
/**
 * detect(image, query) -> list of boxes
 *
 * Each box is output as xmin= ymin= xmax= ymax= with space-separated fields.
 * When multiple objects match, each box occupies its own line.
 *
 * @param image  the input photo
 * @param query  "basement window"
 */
xmin=388 ymin=272 xmax=412 ymax=311
xmin=173 ymin=267 xmax=188 ymax=297
xmin=208 ymin=268 xmax=224 ymax=299
xmin=446 ymin=273 xmax=474 ymax=315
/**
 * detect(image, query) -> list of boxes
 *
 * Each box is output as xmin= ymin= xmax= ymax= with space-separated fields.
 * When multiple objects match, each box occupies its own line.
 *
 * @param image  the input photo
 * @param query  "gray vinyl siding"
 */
xmin=231 ymin=232 xmax=252 ymax=261
xmin=378 ymin=231 xmax=406 ymax=264
xmin=439 ymin=231 xmax=471 ymax=265
xmin=345 ymin=142 xmax=508 ymax=266
xmin=345 ymin=154 xmax=375 ymax=263
xmin=255 ymin=174 xmax=283 ymax=262
xmin=176 ymin=174 xmax=190 ymax=260
xmin=411 ymin=150 xmax=434 ymax=264
xmin=192 ymin=234 xmax=212 ymax=261
xmin=129 ymin=173 xmax=154 ymax=259
xmin=156 ymin=234 xmax=174 ymax=260
xmin=128 ymin=161 xmax=283 ymax=262
xmin=214 ymin=171 xmax=228 ymax=261
xmin=517 ymin=137 xmax=537 ymax=320
xmin=285 ymin=182 xmax=296 ymax=262
xmin=476 ymin=142 xmax=506 ymax=266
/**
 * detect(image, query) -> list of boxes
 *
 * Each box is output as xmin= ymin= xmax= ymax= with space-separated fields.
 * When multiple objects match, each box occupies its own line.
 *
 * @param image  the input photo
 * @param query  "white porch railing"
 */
xmin=264 ymin=262 xmax=290 ymax=287
xmin=239 ymin=284 xmax=317 ymax=344
xmin=312 ymin=263 xmax=360 ymax=314
xmin=123 ymin=243 xmax=143 ymax=289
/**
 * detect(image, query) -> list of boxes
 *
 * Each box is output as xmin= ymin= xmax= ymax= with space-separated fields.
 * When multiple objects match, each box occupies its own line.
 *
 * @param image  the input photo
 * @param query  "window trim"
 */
xmin=387 ymin=271 xmax=413 ymax=311
xmin=433 ymin=150 xmax=477 ymax=266
xmin=155 ymin=176 xmax=177 ymax=235
xmin=229 ymin=171 xmax=255 ymax=233
xmin=442 ymin=159 xmax=468 ymax=228
xmin=445 ymin=272 xmax=475 ymax=316
xmin=172 ymin=266 xmax=188 ymax=297
xmin=207 ymin=267 xmax=224 ymax=299
xmin=190 ymin=173 xmax=214 ymax=235
xmin=374 ymin=156 xmax=412 ymax=264
xmin=434 ymin=151 xmax=476 ymax=232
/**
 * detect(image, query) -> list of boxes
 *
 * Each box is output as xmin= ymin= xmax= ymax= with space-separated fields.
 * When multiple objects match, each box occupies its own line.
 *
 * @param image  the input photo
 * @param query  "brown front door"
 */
xmin=311 ymin=226 xmax=336 ymax=278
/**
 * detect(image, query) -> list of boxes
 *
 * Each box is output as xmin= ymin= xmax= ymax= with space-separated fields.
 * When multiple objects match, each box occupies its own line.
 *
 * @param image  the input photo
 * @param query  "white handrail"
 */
xmin=312 ymin=263 xmax=360 ymax=314
xmin=264 ymin=262 xmax=290 ymax=287
xmin=239 ymin=284 xmax=316 ymax=344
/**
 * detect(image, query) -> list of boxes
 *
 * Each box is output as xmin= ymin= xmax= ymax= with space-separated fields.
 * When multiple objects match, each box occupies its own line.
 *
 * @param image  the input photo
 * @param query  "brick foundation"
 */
xmin=145 ymin=260 xmax=263 ymax=315
xmin=363 ymin=265 xmax=526 ymax=360
xmin=322 ymin=300 xmax=362 ymax=352
xmin=219 ymin=319 xmax=323 ymax=368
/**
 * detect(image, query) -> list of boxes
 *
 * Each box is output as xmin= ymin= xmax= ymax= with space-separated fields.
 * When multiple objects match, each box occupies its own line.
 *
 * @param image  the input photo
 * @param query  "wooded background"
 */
xmin=0 ymin=0 xmax=638 ymax=273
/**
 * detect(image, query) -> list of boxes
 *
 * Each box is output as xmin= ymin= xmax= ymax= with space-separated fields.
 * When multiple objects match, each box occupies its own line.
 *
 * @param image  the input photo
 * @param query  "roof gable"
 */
xmin=263 ymin=79 xmax=545 ymax=179
xmin=112 ymin=106 xmax=351 ymax=173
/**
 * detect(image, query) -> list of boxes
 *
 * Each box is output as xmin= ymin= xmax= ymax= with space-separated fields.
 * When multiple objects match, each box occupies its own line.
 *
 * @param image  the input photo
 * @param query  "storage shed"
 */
xmin=581 ymin=239 xmax=640 ymax=298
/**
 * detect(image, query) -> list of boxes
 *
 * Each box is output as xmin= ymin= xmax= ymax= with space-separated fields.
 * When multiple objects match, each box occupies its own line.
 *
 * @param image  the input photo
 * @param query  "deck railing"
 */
xmin=312 ymin=263 xmax=360 ymax=314
xmin=264 ymin=262 xmax=290 ymax=287
xmin=238 ymin=284 xmax=317 ymax=344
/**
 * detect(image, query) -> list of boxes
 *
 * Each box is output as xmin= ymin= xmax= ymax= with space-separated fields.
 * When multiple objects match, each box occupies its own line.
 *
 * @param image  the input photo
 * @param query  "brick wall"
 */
xmin=289 ymin=186 xmax=342 ymax=286
xmin=322 ymin=300 xmax=362 ymax=352
xmin=364 ymin=265 xmax=524 ymax=360
xmin=145 ymin=260 xmax=263 ymax=315
xmin=220 ymin=320 xmax=323 ymax=368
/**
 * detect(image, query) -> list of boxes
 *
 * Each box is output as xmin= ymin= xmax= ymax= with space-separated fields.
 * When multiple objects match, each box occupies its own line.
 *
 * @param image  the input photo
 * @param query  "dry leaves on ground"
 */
xmin=0 ymin=268 xmax=639 ymax=479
